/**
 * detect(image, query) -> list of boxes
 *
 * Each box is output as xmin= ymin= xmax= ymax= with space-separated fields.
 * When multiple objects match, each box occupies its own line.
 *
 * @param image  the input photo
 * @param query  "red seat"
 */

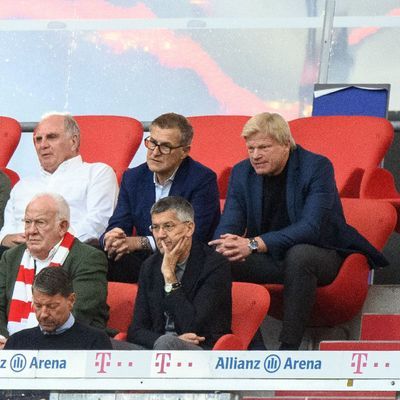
xmin=0 ymin=116 xmax=21 ymax=168
xmin=360 ymin=167 xmax=400 ymax=232
xmin=188 ymin=115 xmax=250 ymax=205
xmin=289 ymin=116 xmax=393 ymax=198
xmin=360 ymin=314 xmax=400 ymax=340
xmin=265 ymin=198 xmax=397 ymax=327
xmin=213 ymin=282 xmax=270 ymax=350
xmin=75 ymin=115 xmax=143 ymax=184
xmin=107 ymin=282 xmax=138 ymax=339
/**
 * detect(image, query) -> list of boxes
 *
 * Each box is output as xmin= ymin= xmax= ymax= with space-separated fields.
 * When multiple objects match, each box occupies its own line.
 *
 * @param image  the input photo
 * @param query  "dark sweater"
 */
xmin=4 ymin=321 xmax=112 ymax=350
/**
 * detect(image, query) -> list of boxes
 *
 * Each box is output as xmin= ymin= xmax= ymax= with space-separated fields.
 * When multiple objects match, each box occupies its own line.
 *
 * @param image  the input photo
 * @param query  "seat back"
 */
xmin=341 ymin=198 xmax=397 ymax=251
xmin=107 ymin=282 xmax=138 ymax=334
xmin=188 ymin=115 xmax=250 ymax=198
xmin=75 ymin=115 xmax=143 ymax=183
xmin=289 ymin=116 xmax=393 ymax=197
xmin=230 ymin=282 xmax=270 ymax=349
xmin=0 ymin=116 xmax=21 ymax=168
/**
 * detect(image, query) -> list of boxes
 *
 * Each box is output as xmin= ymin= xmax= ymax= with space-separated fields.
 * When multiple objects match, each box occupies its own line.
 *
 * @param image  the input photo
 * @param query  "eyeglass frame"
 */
xmin=149 ymin=221 xmax=190 ymax=233
xmin=144 ymin=136 xmax=188 ymax=155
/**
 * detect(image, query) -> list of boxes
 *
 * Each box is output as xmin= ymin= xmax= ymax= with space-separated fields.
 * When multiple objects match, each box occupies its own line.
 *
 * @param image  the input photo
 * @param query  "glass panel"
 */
xmin=1 ymin=0 xmax=326 ymax=176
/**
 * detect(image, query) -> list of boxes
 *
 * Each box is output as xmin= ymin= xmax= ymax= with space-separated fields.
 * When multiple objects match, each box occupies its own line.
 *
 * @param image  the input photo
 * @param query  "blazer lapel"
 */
xmin=286 ymin=148 xmax=300 ymax=222
xmin=249 ymin=168 xmax=263 ymax=233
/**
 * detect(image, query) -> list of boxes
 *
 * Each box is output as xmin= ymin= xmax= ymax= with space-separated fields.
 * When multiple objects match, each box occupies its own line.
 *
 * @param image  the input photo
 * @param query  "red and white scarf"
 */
xmin=7 ymin=232 xmax=75 ymax=335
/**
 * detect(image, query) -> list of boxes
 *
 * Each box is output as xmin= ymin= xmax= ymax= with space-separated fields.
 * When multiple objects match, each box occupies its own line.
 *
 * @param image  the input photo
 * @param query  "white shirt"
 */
xmin=0 ymin=155 xmax=119 ymax=243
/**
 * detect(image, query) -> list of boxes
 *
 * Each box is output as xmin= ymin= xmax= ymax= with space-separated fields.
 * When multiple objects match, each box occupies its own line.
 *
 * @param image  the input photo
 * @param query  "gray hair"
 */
xmin=33 ymin=267 xmax=73 ymax=297
xmin=150 ymin=196 xmax=194 ymax=223
xmin=40 ymin=111 xmax=80 ymax=145
xmin=150 ymin=113 xmax=193 ymax=146
xmin=241 ymin=112 xmax=296 ymax=150
xmin=29 ymin=192 xmax=70 ymax=222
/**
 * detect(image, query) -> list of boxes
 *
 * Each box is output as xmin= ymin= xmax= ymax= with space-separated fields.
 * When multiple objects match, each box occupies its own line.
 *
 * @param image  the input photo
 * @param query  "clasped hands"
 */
xmin=104 ymin=228 xmax=137 ymax=261
xmin=209 ymin=233 xmax=263 ymax=262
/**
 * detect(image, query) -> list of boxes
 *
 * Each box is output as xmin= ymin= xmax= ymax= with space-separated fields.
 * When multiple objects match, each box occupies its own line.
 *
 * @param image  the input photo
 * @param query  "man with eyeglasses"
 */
xmin=126 ymin=196 xmax=231 ymax=350
xmin=0 ymin=192 xmax=109 ymax=349
xmin=100 ymin=113 xmax=220 ymax=283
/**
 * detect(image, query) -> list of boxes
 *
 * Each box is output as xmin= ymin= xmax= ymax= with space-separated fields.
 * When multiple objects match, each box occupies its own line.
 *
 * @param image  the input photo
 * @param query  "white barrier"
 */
xmin=0 ymin=350 xmax=399 ymax=391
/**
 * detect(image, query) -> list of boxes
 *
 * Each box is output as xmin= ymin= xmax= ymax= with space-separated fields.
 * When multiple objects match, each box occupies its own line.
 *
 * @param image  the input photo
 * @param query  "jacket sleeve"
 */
xmin=213 ymin=164 xmax=247 ymax=239
xmin=99 ymin=170 xmax=135 ymax=247
xmin=261 ymin=156 xmax=338 ymax=258
xmin=127 ymin=263 xmax=162 ymax=348
xmin=69 ymin=245 xmax=109 ymax=329
xmin=190 ymin=170 xmax=221 ymax=243
xmin=0 ymin=251 xmax=10 ymax=337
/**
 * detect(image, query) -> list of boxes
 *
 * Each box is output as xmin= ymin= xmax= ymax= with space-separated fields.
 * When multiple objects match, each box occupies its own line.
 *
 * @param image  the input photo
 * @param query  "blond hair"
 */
xmin=241 ymin=112 xmax=296 ymax=150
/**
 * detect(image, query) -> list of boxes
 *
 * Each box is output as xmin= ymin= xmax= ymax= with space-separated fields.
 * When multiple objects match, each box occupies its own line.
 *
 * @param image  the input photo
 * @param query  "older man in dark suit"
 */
xmin=210 ymin=112 xmax=387 ymax=350
xmin=101 ymin=113 xmax=220 ymax=283
xmin=127 ymin=196 xmax=231 ymax=350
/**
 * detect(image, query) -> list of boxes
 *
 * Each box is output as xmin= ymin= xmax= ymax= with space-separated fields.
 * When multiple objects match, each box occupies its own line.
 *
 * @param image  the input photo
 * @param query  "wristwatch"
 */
xmin=164 ymin=281 xmax=182 ymax=294
xmin=248 ymin=237 xmax=258 ymax=254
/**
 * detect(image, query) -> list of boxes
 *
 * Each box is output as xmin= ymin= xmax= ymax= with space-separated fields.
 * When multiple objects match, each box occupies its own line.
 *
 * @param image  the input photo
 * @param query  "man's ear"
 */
xmin=59 ymin=219 xmax=70 ymax=235
xmin=186 ymin=221 xmax=195 ymax=237
xmin=68 ymin=293 xmax=76 ymax=310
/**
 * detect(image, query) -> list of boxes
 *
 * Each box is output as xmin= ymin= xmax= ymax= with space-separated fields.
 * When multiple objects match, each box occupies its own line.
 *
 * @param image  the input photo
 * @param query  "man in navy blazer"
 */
xmin=210 ymin=112 xmax=387 ymax=350
xmin=100 ymin=113 xmax=220 ymax=283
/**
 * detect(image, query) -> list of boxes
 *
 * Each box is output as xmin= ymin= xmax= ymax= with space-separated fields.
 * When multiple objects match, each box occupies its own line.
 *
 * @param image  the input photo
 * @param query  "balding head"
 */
xmin=24 ymin=193 xmax=70 ymax=260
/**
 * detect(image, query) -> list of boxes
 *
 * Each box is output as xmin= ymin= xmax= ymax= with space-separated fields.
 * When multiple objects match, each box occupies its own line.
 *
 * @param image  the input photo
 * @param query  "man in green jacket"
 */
xmin=0 ymin=192 xmax=109 ymax=348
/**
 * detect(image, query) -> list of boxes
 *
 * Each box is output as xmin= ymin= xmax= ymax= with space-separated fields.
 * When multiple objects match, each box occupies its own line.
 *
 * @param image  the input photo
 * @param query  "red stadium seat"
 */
xmin=213 ymin=282 xmax=270 ymax=350
xmin=188 ymin=115 xmax=250 ymax=205
xmin=265 ymin=199 xmax=397 ymax=328
xmin=0 ymin=167 xmax=19 ymax=188
xmin=0 ymin=116 xmax=21 ymax=168
xmin=107 ymin=282 xmax=138 ymax=340
xmin=289 ymin=116 xmax=393 ymax=198
xmin=75 ymin=115 xmax=143 ymax=184
xmin=360 ymin=314 xmax=400 ymax=340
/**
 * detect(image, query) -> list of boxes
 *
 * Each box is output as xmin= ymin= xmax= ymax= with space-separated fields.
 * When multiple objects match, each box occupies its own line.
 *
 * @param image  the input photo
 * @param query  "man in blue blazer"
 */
xmin=210 ymin=112 xmax=387 ymax=350
xmin=100 ymin=113 xmax=220 ymax=283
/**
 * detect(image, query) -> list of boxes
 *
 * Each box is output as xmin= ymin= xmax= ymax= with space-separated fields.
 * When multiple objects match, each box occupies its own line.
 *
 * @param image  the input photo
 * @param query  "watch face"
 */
xmin=164 ymin=283 xmax=173 ymax=293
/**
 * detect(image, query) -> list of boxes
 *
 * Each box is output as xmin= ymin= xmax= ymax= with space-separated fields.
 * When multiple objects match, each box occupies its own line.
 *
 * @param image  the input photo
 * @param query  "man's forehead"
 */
xmin=150 ymin=126 xmax=181 ymax=143
xmin=25 ymin=201 xmax=56 ymax=217
xmin=33 ymin=290 xmax=63 ymax=304
xmin=34 ymin=116 xmax=65 ymax=136
xmin=151 ymin=210 xmax=178 ymax=222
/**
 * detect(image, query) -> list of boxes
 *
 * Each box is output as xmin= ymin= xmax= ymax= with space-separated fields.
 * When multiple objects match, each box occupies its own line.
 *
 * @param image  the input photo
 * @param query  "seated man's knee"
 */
xmin=153 ymin=334 xmax=178 ymax=350
xmin=284 ymin=244 xmax=317 ymax=276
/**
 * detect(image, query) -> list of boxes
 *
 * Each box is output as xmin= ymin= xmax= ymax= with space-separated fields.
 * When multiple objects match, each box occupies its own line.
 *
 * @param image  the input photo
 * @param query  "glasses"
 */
xmin=149 ymin=221 xmax=189 ymax=233
xmin=23 ymin=218 xmax=49 ymax=229
xmin=144 ymin=136 xmax=185 ymax=155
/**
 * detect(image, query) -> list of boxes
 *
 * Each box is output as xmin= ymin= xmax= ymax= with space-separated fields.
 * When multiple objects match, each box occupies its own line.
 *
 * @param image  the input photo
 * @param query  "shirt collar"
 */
xmin=30 ymin=238 xmax=63 ymax=263
xmin=40 ymin=155 xmax=82 ymax=177
xmin=40 ymin=313 xmax=75 ymax=335
xmin=153 ymin=166 xmax=179 ymax=187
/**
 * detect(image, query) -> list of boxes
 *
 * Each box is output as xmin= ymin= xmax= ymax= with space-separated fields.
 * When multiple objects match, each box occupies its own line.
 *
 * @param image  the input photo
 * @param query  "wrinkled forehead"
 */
xmin=25 ymin=197 xmax=57 ymax=218
xmin=34 ymin=116 xmax=66 ymax=137
xmin=151 ymin=209 xmax=179 ymax=224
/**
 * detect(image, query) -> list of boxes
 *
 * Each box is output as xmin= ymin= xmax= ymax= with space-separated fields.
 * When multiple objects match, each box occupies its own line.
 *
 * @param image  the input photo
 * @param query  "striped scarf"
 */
xmin=7 ymin=232 xmax=75 ymax=335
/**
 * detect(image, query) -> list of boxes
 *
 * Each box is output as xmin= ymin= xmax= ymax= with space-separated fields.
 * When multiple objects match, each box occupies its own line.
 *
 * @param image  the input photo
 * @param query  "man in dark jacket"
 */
xmin=101 ymin=113 xmax=220 ymax=283
xmin=127 ymin=196 xmax=231 ymax=350
xmin=210 ymin=112 xmax=388 ymax=350
xmin=5 ymin=266 xmax=111 ymax=350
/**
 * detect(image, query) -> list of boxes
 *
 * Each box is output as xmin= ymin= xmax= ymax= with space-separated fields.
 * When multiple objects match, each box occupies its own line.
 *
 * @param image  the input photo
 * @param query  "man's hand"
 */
xmin=178 ymin=332 xmax=205 ymax=345
xmin=0 ymin=335 xmax=7 ymax=350
xmin=104 ymin=228 xmax=149 ymax=261
xmin=161 ymin=236 xmax=190 ymax=283
xmin=209 ymin=234 xmax=266 ymax=262
xmin=1 ymin=233 xmax=26 ymax=248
